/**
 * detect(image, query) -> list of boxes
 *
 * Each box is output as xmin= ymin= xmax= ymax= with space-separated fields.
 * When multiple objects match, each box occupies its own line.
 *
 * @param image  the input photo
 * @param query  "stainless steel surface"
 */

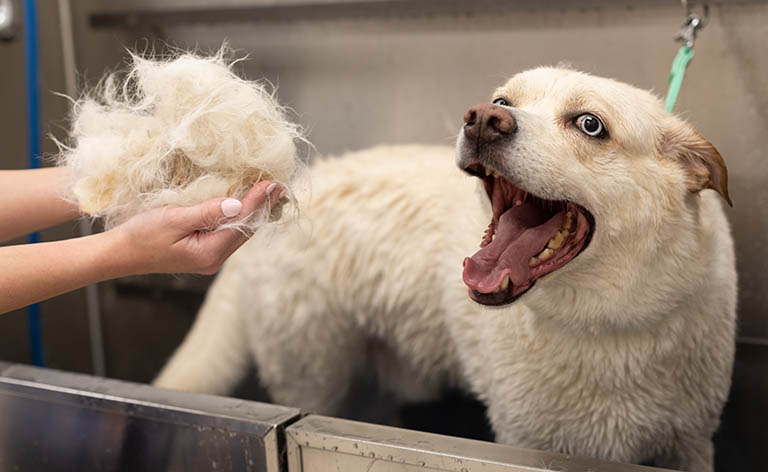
xmin=57 ymin=0 xmax=78 ymax=99
xmin=0 ymin=364 xmax=302 ymax=471
xmin=86 ymin=0 xmax=768 ymax=28
xmin=57 ymin=0 xmax=107 ymax=378
xmin=140 ymin=0 xmax=766 ymax=340
xmin=286 ymin=415 xmax=670 ymax=472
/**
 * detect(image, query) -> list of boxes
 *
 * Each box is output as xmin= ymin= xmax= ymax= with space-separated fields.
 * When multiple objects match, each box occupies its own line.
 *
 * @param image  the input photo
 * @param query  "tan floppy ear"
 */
xmin=661 ymin=123 xmax=732 ymax=207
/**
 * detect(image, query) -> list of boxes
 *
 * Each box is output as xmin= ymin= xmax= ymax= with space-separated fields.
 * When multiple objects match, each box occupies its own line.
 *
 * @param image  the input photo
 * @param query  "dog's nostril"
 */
xmin=487 ymin=111 xmax=517 ymax=135
xmin=488 ymin=116 xmax=500 ymax=132
xmin=464 ymin=110 xmax=478 ymax=126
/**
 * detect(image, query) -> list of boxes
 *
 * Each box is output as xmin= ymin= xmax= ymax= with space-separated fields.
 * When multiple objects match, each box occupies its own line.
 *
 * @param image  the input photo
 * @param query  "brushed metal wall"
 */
xmin=71 ymin=0 xmax=768 ymax=339
xmin=1 ymin=0 xmax=763 ymax=358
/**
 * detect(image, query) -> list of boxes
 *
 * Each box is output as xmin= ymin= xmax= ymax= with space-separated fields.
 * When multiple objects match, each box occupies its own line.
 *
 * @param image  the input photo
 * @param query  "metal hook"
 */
xmin=676 ymin=1 xmax=709 ymax=48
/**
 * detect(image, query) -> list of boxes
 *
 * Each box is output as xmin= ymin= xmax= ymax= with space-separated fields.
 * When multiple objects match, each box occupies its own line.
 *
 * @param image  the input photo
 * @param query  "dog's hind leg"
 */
xmin=247 ymin=299 xmax=368 ymax=416
xmin=653 ymin=436 xmax=714 ymax=472
xmin=154 ymin=262 xmax=250 ymax=395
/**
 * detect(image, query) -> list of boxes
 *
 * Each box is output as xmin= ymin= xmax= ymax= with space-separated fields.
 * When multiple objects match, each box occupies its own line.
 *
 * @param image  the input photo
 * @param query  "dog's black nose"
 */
xmin=463 ymin=103 xmax=517 ymax=143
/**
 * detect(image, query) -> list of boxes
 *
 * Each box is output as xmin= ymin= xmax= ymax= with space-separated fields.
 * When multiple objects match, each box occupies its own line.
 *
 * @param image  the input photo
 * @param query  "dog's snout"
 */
xmin=463 ymin=103 xmax=517 ymax=143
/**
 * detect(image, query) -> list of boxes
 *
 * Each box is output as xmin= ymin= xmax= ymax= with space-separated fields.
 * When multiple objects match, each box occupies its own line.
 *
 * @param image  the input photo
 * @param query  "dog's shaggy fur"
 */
xmin=155 ymin=68 xmax=736 ymax=471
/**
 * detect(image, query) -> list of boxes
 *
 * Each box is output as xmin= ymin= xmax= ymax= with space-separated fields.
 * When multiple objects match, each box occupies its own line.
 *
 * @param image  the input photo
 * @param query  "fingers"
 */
xmin=184 ymin=181 xmax=285 ymax=268
xmin=165 ymin=181 xmax=285 ymax=274
xmin=236 ymin=180 xmax=275 ymax=219
xmin=172 ymin=180 xmax=281 ymax=234
xmin=206 ymin=181 xmax=283 ymax=249
xmin=220 ymin=198 xmax=243 ymax=217
xmin=172 ymin=197 xmax=230 ymax=234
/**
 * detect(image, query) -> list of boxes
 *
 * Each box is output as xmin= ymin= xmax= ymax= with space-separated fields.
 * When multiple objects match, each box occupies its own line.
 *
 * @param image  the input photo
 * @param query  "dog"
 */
xmin=155 ymin=67 xmax=737 ymax=471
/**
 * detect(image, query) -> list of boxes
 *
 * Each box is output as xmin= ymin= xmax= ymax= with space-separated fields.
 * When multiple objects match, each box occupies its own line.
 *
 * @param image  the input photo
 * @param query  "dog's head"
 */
xmin=456 ymin=67 xmax=730 ymax=308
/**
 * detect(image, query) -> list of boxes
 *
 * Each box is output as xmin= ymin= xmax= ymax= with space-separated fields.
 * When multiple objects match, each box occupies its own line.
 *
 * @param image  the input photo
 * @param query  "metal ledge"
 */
xmin=286 ymin=415 xmax=672 ymax=472
xmin=88 ymin=0 xmax=761 ymax=29
xmin=0 ymin=364 xmax=302 ymax=472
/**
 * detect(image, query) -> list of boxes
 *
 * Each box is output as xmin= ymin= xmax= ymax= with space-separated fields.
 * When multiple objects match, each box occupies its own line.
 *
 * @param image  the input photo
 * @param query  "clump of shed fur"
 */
xmin=57 ymin=49 xmax=303 ymax=231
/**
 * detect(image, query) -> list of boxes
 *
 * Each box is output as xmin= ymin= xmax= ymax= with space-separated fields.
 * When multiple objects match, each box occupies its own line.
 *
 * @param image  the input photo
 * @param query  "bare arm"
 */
xmin=0 ymin=167 xmax=81 ymax=242
xmin=0 ymin=181 xmax=281 ymax=315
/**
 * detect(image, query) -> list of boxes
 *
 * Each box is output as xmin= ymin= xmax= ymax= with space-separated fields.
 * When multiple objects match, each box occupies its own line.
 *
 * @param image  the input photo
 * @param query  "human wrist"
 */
xmin=89 ymin=228 xmax=144 ymax=281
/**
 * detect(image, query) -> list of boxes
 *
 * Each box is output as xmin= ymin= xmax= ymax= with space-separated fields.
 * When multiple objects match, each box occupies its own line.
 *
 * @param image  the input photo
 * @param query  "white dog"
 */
xmin=155 ymin=67 xmax=736 ymax=471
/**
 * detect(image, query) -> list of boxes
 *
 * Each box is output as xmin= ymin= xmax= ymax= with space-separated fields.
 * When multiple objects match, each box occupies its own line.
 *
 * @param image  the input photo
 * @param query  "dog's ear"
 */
xmin=661 ymin=123 xmax=732 ymax=207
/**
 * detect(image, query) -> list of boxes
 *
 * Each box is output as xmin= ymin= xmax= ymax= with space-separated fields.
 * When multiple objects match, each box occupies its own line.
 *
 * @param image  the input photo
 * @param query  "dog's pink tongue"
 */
xmin=463 ymin=203 xmax=563 ymax=294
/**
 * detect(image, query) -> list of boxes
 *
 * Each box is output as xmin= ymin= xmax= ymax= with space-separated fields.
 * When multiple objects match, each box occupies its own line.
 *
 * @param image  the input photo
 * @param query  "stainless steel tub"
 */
xmin=0 ymin=362 xmax=300 ymax=471
xmin=0 ymin=363 xmax=672 ymax=471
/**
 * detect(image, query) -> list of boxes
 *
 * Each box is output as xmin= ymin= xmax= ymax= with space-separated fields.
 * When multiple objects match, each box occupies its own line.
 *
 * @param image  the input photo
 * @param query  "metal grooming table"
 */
xmin=0 ymin=362 xmax=670 ymax=472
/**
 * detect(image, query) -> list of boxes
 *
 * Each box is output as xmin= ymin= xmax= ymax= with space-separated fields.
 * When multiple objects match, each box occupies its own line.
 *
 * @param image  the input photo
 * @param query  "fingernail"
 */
xmin=221 ymin=198 xmax=242 ymax=217
xmin=277 ymin=188 xmax=287 ymax=199
xmin=266 ymin=183 xmax=278 ymax=195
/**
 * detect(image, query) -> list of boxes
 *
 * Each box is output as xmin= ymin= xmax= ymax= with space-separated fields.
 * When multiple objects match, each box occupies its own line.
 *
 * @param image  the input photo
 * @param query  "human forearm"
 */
xmin=0 ymin=167 xmax=80 ymax=242
xmin=0 ymin=181 xmax=279 ymax=315
xmin=0 ymin=231 xmax=126 ymax=314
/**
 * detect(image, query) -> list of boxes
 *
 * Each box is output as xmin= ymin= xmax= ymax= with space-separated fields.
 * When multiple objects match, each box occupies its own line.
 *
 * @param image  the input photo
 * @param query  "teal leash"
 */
xmin=665 ymin=45 xmax=695 ymax=112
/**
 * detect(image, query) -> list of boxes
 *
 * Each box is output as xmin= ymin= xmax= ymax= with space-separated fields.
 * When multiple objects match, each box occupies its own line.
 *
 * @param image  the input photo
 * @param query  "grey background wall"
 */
xmin=0 ymin=0 xmax=766 ymax=469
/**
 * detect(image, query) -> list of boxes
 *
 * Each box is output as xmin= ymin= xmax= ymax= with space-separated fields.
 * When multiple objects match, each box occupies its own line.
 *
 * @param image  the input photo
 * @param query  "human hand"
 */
xmin=110 ymin=180 xmax=284 ymax=276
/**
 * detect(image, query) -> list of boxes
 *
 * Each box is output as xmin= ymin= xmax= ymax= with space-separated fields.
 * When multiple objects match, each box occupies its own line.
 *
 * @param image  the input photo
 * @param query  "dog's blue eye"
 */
xmin=492 ymin=98 xmax=510 ymax=107
xmin=575 ymin=114 xmax=606 ymax=138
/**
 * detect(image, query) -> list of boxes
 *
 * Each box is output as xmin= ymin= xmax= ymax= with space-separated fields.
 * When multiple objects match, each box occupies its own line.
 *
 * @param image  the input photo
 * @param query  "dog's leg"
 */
xmin=654 ymin=436 xmax=714 ymax=472
xmin=250 ymin=305 xmax=367 ymax=416
xmin=154 ymin=263 xmax=249 ymax=395
xmin=677 ymin=436 xmax=714 ymax=472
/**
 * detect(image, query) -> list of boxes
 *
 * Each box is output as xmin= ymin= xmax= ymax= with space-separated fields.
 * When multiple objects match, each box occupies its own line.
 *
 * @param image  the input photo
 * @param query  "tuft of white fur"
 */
xmin=57 ymin=49 xmax=304 ymax=231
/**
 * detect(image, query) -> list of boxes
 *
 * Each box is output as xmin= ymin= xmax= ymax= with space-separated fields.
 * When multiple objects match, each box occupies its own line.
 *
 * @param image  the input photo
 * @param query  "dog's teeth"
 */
xmin=485 ymin=167 xmax=493 ymax=176
xmin=529 ymin=257 xmax=538 ymax=266
xmin=493 ymin=171 xmax=501 ymax=178
xmin=500 ymin=276 xmax=510 ymax=291
xmin=547 ymin=231 xmax=565 ymax=249
xmin=538 ymin=248 xmax=554 ymax=261
xmin=564 ymin=212 xmax=574 ymax=231
xmin=514 ymin=200 xmax=522 ymax=207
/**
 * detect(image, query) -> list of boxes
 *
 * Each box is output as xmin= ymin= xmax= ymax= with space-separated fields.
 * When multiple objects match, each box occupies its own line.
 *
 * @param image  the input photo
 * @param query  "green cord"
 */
xmin=665 ymin=45 xmax=695 ymax=112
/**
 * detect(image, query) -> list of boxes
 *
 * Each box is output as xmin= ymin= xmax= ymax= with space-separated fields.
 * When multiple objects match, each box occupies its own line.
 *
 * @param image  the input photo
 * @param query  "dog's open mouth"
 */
xmin=461 ymin=163 xmax=595 ymax=305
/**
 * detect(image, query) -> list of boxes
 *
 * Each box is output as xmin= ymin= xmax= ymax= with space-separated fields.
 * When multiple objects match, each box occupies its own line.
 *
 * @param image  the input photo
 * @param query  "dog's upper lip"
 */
xmin=462 ymin=162 xmax=483 ymax=177
xmin=463 ymin=162 xmax=503 ymax=179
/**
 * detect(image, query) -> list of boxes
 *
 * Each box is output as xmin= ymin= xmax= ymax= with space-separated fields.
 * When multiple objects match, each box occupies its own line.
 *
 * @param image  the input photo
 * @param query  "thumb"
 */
xmin=173 ymin=197 xmax=241 ymax=233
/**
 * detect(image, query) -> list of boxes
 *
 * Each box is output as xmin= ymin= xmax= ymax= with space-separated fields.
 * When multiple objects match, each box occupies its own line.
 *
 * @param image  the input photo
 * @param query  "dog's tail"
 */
xmin=154 ymin=261 xmax=250 ymax=395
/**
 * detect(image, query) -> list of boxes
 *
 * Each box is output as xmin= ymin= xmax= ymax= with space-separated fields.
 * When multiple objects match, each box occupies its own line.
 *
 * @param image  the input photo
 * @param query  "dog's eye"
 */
xmin=492 ymin=98 xmax=511 ymax=107
xmin=575 ymin=114 xmax=606 ymax=138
